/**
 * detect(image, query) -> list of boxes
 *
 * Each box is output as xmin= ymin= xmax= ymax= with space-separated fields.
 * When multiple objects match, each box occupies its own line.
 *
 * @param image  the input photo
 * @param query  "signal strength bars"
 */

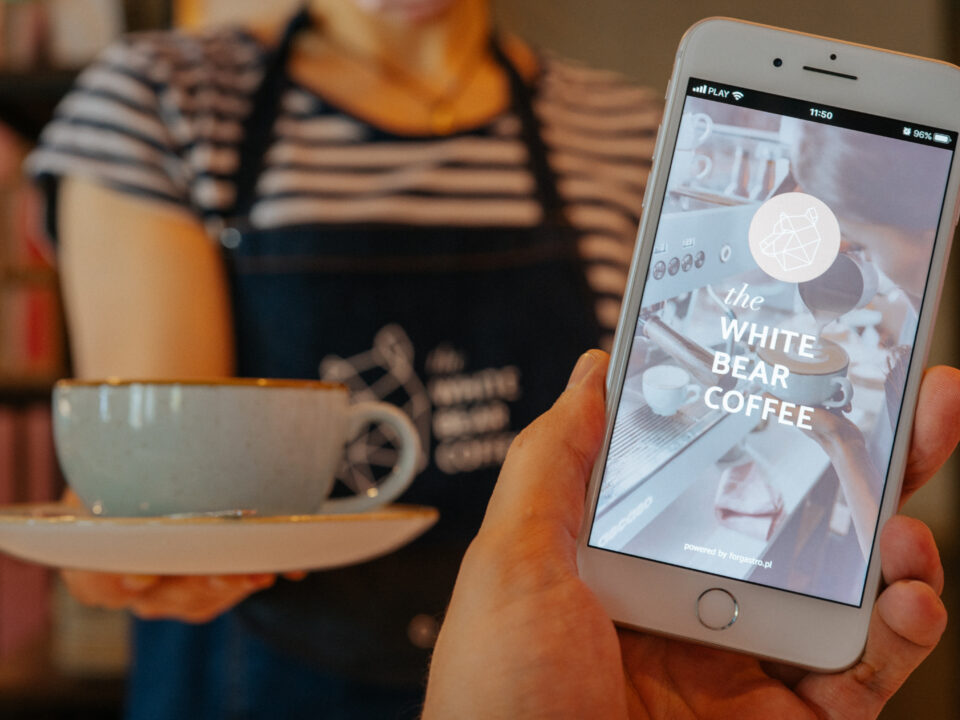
xmin=691 ymin=84 xmax=745 ymax=101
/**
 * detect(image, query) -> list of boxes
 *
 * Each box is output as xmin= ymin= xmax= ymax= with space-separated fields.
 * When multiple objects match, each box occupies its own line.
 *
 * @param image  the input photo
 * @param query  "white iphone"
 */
xmin=577 ymin=17 xmax=960 ymax=670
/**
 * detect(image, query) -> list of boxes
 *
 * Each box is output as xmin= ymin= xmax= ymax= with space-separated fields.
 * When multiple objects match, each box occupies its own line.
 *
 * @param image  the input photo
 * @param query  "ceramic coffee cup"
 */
xmin=642 ymin=365 xmax=699 ymax=416
xmin=758 ymin=338 xmax=853 ymax=409
xmin=52 ymin=379 xmax=420 ymax=517
xmin=677 ymin=112 xmax=713 ymax=151
xmin=672 ymin=150 xmax=713 ymax=185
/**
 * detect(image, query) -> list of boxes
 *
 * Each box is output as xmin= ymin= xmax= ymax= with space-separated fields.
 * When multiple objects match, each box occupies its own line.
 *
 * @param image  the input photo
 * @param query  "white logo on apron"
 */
xmin=320 ymin=324 xmax=522 ymax=481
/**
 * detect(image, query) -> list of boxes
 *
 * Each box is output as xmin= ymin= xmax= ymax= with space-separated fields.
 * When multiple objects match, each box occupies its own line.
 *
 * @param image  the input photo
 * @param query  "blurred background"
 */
xmin=0 ymin=0 xmax=956 ymax=717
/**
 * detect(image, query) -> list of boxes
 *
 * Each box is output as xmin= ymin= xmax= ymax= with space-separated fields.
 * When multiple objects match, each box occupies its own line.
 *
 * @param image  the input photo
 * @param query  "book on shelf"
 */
xmin=0 ymin=123 xmax=63 ymax=387
xmin=0 ymin=0 xmax=125 ymax=72
xmin=0 ymin=404 xmax=59 ymax=660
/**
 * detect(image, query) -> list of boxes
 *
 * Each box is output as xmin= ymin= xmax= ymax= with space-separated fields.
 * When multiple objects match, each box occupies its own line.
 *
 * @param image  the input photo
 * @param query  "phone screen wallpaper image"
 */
xmin=588 ymin=87 xmax=954 ymax=606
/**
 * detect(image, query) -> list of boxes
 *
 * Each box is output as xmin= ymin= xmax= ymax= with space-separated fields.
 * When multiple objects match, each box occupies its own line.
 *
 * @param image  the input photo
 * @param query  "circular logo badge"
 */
xmin=748 ymin=192 xmax=841 ymax=283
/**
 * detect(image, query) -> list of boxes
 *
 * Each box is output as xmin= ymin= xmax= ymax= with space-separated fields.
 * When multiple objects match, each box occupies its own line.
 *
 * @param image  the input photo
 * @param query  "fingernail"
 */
xmin=121 ymin=575 xmax=159 ymax=592
xmin=245 ymin=574 xmax=275 ymax=590
xmin=851 ymin=661 xmax=876 ymax=684
xmin=208 ymin=576 xmax=230 ymax=590
xmin=567 ymin=350 xmax=598 ymax=389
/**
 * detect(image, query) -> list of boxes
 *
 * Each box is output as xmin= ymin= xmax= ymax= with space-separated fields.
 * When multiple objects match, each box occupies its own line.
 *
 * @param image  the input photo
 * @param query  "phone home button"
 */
xmin=697 ymin=588 xmax=739 ymax=630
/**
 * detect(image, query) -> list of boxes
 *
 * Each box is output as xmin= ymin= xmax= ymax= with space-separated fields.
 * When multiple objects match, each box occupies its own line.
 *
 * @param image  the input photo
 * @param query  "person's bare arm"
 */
xmin=801 ymin=406 xmax=881 ymax=559
xmin=760 ymin=392 xmax=881 ymax=560
xmin=58 ymin=177 xmax=233 ymax=379
xmin=56 ymin=178 xmax=289 ymax=623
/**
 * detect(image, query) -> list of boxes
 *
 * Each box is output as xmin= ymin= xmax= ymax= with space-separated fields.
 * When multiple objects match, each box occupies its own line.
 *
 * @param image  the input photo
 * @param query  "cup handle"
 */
xmin=319 ymin=402 xmax=420 ymax=514
xmin=684 ymin=385 xmax=700 ymax=405
xmin=693 ymin=113 xmax=713 ymax=146
xmin=692 ymin=154 xmax=712 ymax=180
xmin=822 ymin=377 xmax=853 ymax=409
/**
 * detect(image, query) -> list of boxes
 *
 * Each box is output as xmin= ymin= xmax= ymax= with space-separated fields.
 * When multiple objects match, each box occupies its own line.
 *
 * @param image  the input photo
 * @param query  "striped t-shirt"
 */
xmin=28 ymin=27 xmax=660 ymax=347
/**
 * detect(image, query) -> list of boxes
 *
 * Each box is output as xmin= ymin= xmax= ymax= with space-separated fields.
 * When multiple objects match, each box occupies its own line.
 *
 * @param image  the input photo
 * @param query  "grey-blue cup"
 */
xmin=52 ymin=379 xmax=420 ymax=517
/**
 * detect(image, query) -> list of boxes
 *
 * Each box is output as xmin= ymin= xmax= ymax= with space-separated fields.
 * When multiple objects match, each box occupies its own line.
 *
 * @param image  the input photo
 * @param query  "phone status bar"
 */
xmin=686 ymin=77 xmax=956 ymax=150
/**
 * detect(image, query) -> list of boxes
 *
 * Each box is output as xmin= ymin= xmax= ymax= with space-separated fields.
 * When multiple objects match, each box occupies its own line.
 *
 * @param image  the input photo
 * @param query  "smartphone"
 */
xmin=577 ymin=17 xmax=960 ymax=670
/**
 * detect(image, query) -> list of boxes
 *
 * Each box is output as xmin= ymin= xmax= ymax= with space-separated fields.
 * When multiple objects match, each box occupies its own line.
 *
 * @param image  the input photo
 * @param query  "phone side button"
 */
xmin=696 ymin=588 xmax=739 ymax=630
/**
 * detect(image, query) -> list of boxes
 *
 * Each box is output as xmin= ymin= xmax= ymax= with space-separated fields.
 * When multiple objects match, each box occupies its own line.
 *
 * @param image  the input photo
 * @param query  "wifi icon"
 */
xmin=732 ymin=91 xmax=745 ymax=101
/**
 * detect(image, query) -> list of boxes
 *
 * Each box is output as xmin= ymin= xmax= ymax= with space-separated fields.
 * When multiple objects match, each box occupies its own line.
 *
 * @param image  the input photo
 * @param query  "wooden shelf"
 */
xmin=0 ymin=377 xmax=59 ymax=404
xmin=0 ymin=69 xmax=78 ymax=98
xmin=0 ymin=267 xmax=58 ymax=286
xmin=0 ymin=631 xmax=124 ymax=719
xmin=0 ymin=69 xmax=77 ymax=142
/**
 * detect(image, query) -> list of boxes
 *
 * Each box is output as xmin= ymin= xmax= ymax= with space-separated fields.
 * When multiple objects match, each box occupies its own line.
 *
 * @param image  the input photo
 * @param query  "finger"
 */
xmin=132 ymin=576 xmax=275 ymax=623
xmin=880 ymin=515 xmax=944 ymax=595
xmin=206 ymin=573 xmax=274 ymax=591
xmin=120 ymin=574 xmax=162 ymax=592
xmin=900 ymin=365 xmax=960 ymax=505
xmin=61 ymin=570 xmax=158 ymax=610
xmin=131 ymin=574 xmax=276 ymax=624
xmin=480 ymin=350 xmax=609 ymax=545
xmin=874 ymin=580 xmax=947 ymax=649
xmin=795 ymin=579 xmax=946 ymax=717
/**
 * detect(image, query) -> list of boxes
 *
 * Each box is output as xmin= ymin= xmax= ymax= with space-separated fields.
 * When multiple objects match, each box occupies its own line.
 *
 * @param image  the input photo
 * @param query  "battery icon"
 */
xmin=903 ymin=126 xmax=912 ymax=136
xmin=934 ymin=133 xmax=952 ymax=144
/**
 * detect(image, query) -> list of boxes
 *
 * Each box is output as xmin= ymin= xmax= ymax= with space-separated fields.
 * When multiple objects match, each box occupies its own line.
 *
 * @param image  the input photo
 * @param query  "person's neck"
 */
xmin=305 ymin=0 xmax=491 ymax=93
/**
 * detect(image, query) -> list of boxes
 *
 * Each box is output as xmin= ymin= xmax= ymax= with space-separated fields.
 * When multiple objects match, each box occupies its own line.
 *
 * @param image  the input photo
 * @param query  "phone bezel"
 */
xmin=576 ymin=16 xmax=960 ymax=671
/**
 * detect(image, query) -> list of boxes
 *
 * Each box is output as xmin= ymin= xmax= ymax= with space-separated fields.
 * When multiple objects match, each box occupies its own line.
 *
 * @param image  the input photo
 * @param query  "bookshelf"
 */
xmin=0 ymin=70 xmax=76 ymax=143
xmin=0 ymin=136 xmax=67 ymax=401
xmin=0 ymin=4 xmax=172 ymax=716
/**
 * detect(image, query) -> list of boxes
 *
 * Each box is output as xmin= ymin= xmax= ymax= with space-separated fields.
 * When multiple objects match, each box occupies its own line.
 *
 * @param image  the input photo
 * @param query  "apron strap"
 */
xmin=230 ymin=6 xmax=311 ymax=221
xmin=490 ymin=41 xmax=564 ymax=223
xmin=227 ymin=7 xmax=565 ymax=224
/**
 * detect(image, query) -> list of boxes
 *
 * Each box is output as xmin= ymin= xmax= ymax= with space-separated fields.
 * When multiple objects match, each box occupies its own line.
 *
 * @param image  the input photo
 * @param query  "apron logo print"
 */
xmin=426 ymin=346 xmax=521 ymax=476
xmin=320 ymin=325 xmax=524 ymax=479
xmin=320 ymin=325 xmax=432 ymax=491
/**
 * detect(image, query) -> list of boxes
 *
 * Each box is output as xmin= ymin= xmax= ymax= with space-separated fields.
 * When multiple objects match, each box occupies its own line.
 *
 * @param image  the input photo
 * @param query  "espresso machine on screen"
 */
xmin=593 ymin=115 xmax=855 ymax=586
xmin=593 ymin=98 xmax=934 ymax=604
xmin=594 ymin=192 xmax=769 ymax=548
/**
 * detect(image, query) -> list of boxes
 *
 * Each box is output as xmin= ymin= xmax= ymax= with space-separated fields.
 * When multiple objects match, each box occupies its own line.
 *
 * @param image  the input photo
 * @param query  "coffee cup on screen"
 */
xmin=677 ymin=112 xmax=713 ymax=150
xmin=52 ymin=379 xmax=420 ymax=517
xmin=642 ymin=365 xmax=699 ymax=416
xmin=757 ymin=338 xmax=853 ymax=409
xmin=673 ymin=150 xmax=713 ymax=184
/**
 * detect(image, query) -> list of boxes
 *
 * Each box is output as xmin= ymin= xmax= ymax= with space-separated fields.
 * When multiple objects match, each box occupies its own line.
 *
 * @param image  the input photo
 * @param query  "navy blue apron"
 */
xmin=127 ymin=8 xmax=600 ymax=717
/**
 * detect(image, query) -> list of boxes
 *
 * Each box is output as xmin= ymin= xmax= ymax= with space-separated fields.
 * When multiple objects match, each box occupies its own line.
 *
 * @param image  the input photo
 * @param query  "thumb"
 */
xmin=480 ymin=350 xmax=609 ymax=549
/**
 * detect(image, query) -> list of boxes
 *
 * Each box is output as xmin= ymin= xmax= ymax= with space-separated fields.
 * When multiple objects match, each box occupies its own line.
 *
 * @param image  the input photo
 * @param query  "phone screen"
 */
xmin=587 ymin=77 xmax=957 ymax=607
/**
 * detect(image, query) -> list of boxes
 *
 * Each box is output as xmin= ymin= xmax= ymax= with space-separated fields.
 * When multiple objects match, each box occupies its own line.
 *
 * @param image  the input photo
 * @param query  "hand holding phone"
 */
xmin=424 ymin=350 xmax=960 ymax=719
xmin=578 ymin=18 xmax=960 ymax=670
